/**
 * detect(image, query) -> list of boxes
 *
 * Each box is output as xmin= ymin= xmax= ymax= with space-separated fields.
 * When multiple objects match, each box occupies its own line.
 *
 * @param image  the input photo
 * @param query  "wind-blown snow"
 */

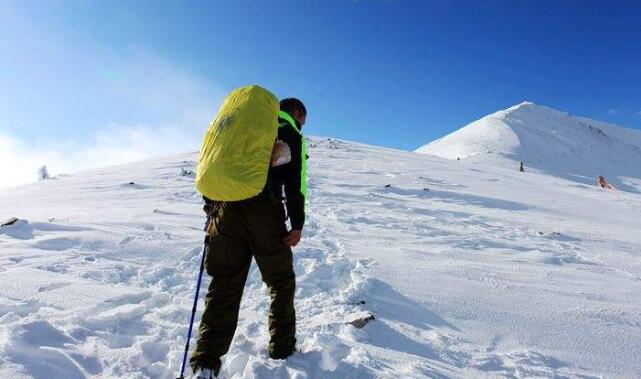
xmin=416 ymin=102 xmax=641 ymax=192
xmin=1 ymin=137 xmax=641 ymax=378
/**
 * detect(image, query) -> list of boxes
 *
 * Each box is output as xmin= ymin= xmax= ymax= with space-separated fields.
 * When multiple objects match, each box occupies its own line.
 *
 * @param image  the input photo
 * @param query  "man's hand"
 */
xmin=283 ymin=229 xmax=302 ymax=247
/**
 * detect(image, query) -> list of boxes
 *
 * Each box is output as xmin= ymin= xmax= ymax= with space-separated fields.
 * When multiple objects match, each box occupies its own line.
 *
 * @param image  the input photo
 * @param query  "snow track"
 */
xmin=0 ymin=150 xmax=381 ymax=378
xmin=1 ymin=137 xmax=641 ymax=377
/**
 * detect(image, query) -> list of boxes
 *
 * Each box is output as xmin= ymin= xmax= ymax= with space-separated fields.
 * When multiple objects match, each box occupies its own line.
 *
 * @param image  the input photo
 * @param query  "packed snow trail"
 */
xmin=0 ymin=153 xmax=377 ymax=378
xmin=1 ymin=137 xmax=641 ymax=378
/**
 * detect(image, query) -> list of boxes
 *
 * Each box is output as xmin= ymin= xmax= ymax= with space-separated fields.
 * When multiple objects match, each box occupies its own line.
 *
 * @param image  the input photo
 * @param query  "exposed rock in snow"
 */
xmin=0 ymin=219 xmax=34 ymax=240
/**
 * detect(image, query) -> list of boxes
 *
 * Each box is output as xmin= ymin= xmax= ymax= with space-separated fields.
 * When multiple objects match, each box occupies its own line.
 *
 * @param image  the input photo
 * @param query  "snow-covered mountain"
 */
xmin=416 ymin=102 xmax=641 ymax=192
xmin=2 ymin=137 xmax=641 ymax=378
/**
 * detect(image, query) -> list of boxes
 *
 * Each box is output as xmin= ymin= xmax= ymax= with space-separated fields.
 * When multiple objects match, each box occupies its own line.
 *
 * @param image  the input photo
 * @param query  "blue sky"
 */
xmin=1 ymin=0 xmax=641 ymax=187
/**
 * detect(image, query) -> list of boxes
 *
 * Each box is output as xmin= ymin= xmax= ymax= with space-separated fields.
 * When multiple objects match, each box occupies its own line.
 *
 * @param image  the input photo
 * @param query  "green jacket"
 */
xmin=266 ymin=110 xmax=307 ymax=230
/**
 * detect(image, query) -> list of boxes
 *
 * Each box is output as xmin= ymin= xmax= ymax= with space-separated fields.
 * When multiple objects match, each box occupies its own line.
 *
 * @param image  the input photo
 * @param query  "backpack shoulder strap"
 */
xmin=278 ymin=111 xmax=301 ymax=135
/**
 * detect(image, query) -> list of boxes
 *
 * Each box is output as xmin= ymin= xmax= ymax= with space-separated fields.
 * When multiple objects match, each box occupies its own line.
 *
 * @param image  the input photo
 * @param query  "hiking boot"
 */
xmin=269 ymin=346 xmax=297 ymax=360
xmin=191 ymin=367 xmax=215 ymax=379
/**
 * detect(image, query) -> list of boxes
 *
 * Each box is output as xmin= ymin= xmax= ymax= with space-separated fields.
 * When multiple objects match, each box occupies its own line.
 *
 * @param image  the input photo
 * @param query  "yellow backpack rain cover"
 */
xmin=195 ymin=85 xmax=279 ymax=201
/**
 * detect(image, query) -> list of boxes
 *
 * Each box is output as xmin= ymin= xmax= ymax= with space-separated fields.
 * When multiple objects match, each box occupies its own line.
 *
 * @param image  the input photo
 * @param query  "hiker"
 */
xmin=189 ymin=92 xmax=308 ymax=379
xmin=519 ymin=161 xmax=524 ymax=172
xmin=597 ymin=175 xmax=615 ymax=190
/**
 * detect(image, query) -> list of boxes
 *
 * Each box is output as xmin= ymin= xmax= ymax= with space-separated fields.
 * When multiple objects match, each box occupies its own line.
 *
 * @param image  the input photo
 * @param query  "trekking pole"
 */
xmin=177 ymin=237 xmax=207 ymax=379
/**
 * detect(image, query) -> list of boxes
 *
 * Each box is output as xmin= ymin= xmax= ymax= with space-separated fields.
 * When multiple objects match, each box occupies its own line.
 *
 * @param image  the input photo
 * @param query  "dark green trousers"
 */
xmin=190 ymin=195 xmax=296 ymax=375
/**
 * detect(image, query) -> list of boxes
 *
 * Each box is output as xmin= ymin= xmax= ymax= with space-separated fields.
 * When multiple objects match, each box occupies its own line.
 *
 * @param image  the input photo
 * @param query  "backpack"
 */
xmin=195 ymin=85 xmax=279 ymax=201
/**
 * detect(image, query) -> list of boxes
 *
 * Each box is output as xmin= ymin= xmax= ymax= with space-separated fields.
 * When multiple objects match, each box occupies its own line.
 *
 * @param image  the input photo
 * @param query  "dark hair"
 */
xmin=280 ymin=98 xmax=307 ymax=116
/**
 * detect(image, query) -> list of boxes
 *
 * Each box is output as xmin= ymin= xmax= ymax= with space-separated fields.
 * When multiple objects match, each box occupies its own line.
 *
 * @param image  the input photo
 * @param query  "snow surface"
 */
xmin=416 ymin=102 xmax=641 ymax=193
xmin=1 ymin=137 xmax=641 ymax=378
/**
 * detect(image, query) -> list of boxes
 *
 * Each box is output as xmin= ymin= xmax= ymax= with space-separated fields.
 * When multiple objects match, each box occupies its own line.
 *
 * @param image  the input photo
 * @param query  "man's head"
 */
xmin=280 ymin=98 xmax=307 ymax=127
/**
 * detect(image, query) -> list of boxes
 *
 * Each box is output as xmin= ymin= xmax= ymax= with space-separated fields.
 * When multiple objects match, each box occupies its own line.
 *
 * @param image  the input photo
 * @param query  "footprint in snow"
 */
xmin=5 ymin=320 xmax=86 ymax=379
xmin=119 ymin=236 xmax=135 ymax=245
xmin=120 ymin=182 xmax=151 ymax=189
xmin=38 ymin=282 xmax=72 ymax=293
xmin=32 ymin=237 xmax=80 ymax=251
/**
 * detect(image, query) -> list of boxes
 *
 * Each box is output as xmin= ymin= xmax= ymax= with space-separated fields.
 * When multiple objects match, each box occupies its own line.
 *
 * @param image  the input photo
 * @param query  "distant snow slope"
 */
xmin=2 ymin=137 xmax=641 ymax=378
xmin=416 ymin=102 xmax=641 ymax=192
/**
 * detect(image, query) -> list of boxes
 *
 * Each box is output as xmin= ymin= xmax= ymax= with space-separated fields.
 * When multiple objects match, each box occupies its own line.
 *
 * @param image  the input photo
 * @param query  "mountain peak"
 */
xmin=493 ymin=101 xmax=561 ymax=119
xmin=512 ymin=100 xmax=537 ymax=109
xmin=416 ymin=103 xmax=641 ymax=192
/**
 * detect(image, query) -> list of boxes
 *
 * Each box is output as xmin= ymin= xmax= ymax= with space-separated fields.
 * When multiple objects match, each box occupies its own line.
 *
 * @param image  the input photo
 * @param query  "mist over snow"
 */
xmin=0 ymin=126 xmax=199 ymax=190
xmin=416 ymin=102 xmax=641 ymax=193
xmin=1 ymin=16 xmax=224 ymax=190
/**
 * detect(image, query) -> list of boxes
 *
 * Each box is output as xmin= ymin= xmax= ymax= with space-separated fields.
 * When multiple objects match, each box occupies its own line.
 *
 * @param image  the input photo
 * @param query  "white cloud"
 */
xmin=96 ymin=48 xmax=225 ymax=130
xmin=607 ymin=108 xmax=619 ymax=114
xmin=0 ymin=45 xmax=226 ymax=190
xmin=0 ymin=6 xmax=229 ymax=190
xmin=0 ymin=133 xmax=56 ymax=189
xmin=0 ymin=124 xmax=199 ymax=190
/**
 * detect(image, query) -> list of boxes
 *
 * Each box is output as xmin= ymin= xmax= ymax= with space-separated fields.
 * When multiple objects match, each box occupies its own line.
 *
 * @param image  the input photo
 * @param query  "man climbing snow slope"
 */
xmin=190 ymin=90 xmax=308 ymax=379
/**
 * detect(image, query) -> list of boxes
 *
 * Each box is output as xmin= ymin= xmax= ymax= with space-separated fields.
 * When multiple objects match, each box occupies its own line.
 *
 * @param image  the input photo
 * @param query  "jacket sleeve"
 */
xmin=280 ymin=126 xmax=306 ymax=230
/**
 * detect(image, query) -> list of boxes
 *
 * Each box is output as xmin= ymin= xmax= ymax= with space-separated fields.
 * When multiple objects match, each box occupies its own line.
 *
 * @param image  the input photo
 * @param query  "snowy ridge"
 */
xmin=416 ymin=102 xmax=641 ymax=192
xmin=2 ymin=137 xmax=641 ymax=378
